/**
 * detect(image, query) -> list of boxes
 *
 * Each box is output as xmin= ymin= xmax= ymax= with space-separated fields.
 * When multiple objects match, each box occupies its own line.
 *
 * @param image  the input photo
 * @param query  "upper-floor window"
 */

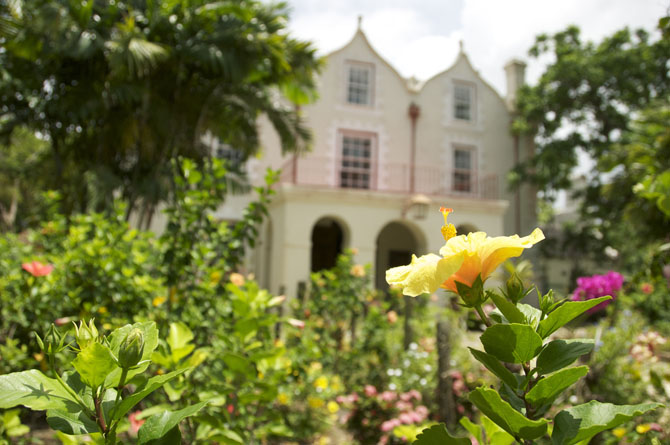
xmin=454 ymin=82 xmax=474 ymax=121
xmin=453 ymin=146 xmax=475 ymax=192
xmin=346 ymin=62 xmax=374 ymax=106
xmin=340 ymin=132 xmax=375 ymax=189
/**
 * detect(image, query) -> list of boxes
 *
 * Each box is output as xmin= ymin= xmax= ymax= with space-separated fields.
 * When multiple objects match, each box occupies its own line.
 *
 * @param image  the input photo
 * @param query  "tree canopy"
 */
xmin=0 ymin=0 xmax=322 ymax=225
xmin=512 ymin=17 xmax=670 ymax=268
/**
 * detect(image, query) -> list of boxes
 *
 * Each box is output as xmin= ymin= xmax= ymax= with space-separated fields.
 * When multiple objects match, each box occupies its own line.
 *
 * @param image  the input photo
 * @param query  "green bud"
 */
xmin=74 ymin=319 xmax=99 ymax=350
xmin=505 ymin=273 xmax=526 ymax=303
xmin=539 ymin=290 xmax=556 ymax=314
xmin=118 ymin=328 xmax=144 ymax=369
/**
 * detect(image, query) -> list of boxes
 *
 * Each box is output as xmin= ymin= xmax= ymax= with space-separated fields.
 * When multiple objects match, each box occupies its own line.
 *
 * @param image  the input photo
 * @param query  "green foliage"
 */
xmin=0 ymin=321 xmax=197 ymax=444
xmin=413 ymin=423 xmax=470 ymax=444
xmin=0 ymin=409 xmax=30 ymax=443
xmin=0 ymin=0 xmax=322 ymax=220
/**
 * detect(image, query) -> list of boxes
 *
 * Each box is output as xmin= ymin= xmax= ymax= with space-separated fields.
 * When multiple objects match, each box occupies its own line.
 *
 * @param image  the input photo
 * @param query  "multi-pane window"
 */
xmin=453 ymin=148 xmax=473 ymax=192
xmin=347 ymin=63 xmax=373 ymax=105
xmin=340 ymin=135 xmax=373 ymax=189
xmin=454 ymin=83 xmax=473 ymax=121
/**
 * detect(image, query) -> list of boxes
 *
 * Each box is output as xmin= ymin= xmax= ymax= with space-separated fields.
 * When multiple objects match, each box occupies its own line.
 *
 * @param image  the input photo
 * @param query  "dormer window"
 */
xmin=346 ymin=62 xmax=374 ymax=106
xmin=454 ymin=82 xmax=474 ymax=121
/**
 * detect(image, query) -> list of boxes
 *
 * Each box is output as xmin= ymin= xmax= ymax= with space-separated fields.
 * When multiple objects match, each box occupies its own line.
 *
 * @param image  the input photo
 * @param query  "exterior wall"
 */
xmin=209 ymin=27 xmax=535 ymax=298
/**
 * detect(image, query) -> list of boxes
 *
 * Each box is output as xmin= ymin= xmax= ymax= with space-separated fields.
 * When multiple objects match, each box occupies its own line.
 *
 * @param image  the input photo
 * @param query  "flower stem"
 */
xmin=474 ymin=305 xmax=492 ymax=327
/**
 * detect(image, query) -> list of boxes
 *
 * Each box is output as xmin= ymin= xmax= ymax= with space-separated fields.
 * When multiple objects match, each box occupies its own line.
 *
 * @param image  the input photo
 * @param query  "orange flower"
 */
xmin=386 ymin=208 xmax=544 ymax=296
xmin=22 ymin=261 xmax=54 ymax=277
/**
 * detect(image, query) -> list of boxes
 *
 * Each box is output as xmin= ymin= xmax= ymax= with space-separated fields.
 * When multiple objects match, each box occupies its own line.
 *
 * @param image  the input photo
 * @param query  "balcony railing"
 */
xmin=278 ymin=156 xmax=499 ymax=200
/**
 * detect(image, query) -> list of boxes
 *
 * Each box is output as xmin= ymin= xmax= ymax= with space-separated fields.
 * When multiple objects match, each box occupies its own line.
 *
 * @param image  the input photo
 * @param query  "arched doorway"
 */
xmin=456 ymin=223 xmax=479 ymax=236
xmin=311 ymin=217 xmax=345 ymax=272
xmin=375 ymin=221 xmax=425 ymax=290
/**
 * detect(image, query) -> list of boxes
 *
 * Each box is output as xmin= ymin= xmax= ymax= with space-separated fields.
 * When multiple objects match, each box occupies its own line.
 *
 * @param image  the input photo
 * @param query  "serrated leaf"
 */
xmin=480 ymin=323 xmax=543 ymax=364
xmin=481 ymin=415 xmax=515 ymax=445
xmin=46 ymin=409 xmax=99 ymax=435
xmin=487 ymin=292 xmax=526 ymax=324
xmin=459 ymin=417 xmax=483 ymax=444
xmin=552 ymin=401 xmax=663 ymax=445
xmin=468 ymin=387 xmax=549 ymax=440
xmin=111 ymin=369 xmax=189 ymax=422
xmin=537 ymin=297 xmax=611 ymax=338
xmin=536 ymin=339 xmax=594 ymax=375
xmin=137 ymin=401 xmax=208 ymax=444
xmin=469 ymin=348 xmax=519 ymax=390
xmin=72 ymin=343 xmax=118 ymax=389
xmin=0 ymin=370 xmax=80 ymax=412
xmin=518 ymin=304 xmax=542 ymax=328
xmin=526 ymin=366 xmax=588 ymax=408
xmin=413 ymin=423 xmax=470 ymax=445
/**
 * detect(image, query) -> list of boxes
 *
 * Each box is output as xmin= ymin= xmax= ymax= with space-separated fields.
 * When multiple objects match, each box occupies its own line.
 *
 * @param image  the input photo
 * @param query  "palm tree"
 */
xmin=0 ymin=0 xmax=322 ymax=222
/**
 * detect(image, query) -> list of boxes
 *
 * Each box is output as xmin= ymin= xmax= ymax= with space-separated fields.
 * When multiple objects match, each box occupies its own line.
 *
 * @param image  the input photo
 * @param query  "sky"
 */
xmin=282 ymin=0 xmax=668 ymax=97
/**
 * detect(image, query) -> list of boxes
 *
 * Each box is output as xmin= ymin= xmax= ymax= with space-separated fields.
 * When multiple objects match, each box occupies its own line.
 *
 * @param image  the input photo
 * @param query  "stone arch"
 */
xmin=375 ymin=220 xmax=427 ymax=290
xmin=456 ymin=223 xmax=479 ymax=236
xmin=311 ymin=216 xmax=350 ymax=272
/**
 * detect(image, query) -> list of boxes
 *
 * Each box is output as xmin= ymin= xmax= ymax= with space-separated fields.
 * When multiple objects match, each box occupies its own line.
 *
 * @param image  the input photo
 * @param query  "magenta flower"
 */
xmin=571 ymin=271 xmax=624 ymax=313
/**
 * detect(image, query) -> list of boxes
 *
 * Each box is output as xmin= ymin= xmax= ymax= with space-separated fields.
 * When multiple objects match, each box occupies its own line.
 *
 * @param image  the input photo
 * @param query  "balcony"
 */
xmin=278 ymin=156 xmax=499 ymax=200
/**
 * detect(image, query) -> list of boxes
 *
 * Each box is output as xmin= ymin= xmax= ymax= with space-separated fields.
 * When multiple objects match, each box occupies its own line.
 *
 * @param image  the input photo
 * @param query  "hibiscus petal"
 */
xmin=386 ymin=252 xmax=464 ymax=297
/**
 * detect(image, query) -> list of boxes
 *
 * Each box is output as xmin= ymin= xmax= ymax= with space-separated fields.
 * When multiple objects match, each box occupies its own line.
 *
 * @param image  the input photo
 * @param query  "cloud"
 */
xmin=283 ymin=0 xmax=667 ymax=96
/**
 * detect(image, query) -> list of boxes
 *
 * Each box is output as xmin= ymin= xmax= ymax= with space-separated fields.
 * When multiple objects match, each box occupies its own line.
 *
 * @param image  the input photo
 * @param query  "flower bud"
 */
xmin=74 ymin=319 xmax=99 ymax=350
xmin=118 ymin=328 xmax=145 ymax=369
xmin=505 ymin=273 xmax=525 ymax=303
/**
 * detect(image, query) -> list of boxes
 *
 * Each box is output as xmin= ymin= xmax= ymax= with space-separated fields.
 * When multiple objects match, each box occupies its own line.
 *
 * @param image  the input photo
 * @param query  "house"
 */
xmin=213 ymin=21 xmax=537 ymax=298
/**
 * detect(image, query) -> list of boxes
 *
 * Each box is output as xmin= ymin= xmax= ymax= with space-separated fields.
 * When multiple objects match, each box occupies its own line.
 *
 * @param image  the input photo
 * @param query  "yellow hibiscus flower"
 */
xmin=386 ymin=207 xmax=544 ymax=297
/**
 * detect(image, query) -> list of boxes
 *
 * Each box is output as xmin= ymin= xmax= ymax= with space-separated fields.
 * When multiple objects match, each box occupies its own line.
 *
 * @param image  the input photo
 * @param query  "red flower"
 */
xmin=128 ymin=411 xmax=145 ymax=435
xmin=22 ymin=261 xmax=54 ymax=277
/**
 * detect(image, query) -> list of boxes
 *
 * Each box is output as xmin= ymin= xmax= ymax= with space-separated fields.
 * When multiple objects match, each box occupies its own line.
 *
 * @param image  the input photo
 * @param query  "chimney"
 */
xmin=504 ymin=59 xmax=526 ymax=111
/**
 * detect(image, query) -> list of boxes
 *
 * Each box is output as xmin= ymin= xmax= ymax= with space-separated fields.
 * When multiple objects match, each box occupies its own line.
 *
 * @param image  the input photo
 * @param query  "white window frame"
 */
xmin=453 ymin=81 xmax=475 ymax=122
xmin=452 ymin=145 xmax=476 ymax=193
xmin=338 ymin=130 xmax=377 ymax=189
xmin=345 ymin=61 xmax=374 ymax=106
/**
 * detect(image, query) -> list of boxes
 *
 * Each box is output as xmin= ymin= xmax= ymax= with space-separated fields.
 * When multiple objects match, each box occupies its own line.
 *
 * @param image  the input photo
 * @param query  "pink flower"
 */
xmin=287 ymin=318 xmax=305 ymax=329
xmin=22 ymin=261 xmax=54 ymax=277
xmin=407 ymin=389 xmax=422 ymax=401
xmin=649 ymin=423 xmax=663 ymax=432
xmin=380 ymin=419 xmax=400 ymax=432
xmin=128 ymin=411 xmax=145 ymax=435
xmin=54 ymin=317 xmax=71 ymax=326
xmin=398 ymin=413 xmax=413 ymax=424
xmin=641 ymin=283 xmax=654 ymax=294
xmin=415 ymin=405 xmax=429 ymax=417
xmin=379 ymin=391 xmax=397 ymax=402
xmin=364 ymin=385 xmax=377 ymax=397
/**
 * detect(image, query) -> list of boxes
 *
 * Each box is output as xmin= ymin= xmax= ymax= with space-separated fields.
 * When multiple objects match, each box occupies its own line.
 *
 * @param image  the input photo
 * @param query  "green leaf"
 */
xmin=552 ymin=401 xmax=663 ymax=445
xmin=469 ymin=348 xmax=519 ymax=390
xmin=222 ymin=352 xmax=255 ymax=377
xmin=46 ymin=409 xmax=99 ymax=435
xmin=413 ymin=423 xmax=470 ymax=445
xmin=167 ymin=322 xmax=194 ymax=352
xmin=137 ymin=401 xmax=208 ymax=444
xmin=111 ymin=369 xmax=189 ymax=422
xmin=459 ymin=417 xmax=483 ymax=444
xmin=72 ymin=343 xmax=118 ymax=389
xmin=518 ymin=304 xmax=542 ymax=329
xmin=0 ymin=370 xmax=80 ymax=412
xmin=468 ymin=387 xmax=549 ymax=441
xmin=536 ymin=339 xmax=594 ymax=375
xmin=526 ymin=366 xmax=588 ymax=408
xmin=487 ymin=291 xmax=526 ymax=324
xmin=481 ymin=415 xmax=515 ymax=445
xmin=480 ymin=323 xmax=543 ymax=364
xmin=537 ymin=297 xmax=611 ymax=338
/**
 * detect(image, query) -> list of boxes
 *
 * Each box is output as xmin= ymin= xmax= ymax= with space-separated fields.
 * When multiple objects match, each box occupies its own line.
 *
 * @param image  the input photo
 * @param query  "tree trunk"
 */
xmin=437 ymin=319 xmax=457 ymax=427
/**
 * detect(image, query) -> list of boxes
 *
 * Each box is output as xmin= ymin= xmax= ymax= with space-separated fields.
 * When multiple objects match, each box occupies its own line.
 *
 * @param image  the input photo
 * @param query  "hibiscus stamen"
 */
xmin=440 ymin=207 xmax=457 ymax=241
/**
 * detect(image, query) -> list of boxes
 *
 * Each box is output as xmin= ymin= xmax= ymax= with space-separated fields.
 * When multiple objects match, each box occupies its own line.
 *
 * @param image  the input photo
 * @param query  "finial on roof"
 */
xmin=357 ymin=15 xmax=363 ymax=30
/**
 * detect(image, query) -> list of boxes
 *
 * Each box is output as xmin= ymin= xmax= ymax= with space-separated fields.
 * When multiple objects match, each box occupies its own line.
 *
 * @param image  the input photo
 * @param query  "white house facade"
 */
xmin=213 ymin=24 xmax=537 ymax=298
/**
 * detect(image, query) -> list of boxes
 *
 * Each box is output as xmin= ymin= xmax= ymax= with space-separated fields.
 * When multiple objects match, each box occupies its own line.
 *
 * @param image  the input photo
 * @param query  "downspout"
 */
xmin=513 ymin=131 xmax=521 ymax=234
xmin=408 ymin=103 xmax=420 ymax=193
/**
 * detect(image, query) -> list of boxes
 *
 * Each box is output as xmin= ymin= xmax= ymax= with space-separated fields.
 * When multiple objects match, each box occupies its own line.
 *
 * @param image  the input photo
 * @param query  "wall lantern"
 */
xmin=402 ymin=194 xmax=431 ymax=220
